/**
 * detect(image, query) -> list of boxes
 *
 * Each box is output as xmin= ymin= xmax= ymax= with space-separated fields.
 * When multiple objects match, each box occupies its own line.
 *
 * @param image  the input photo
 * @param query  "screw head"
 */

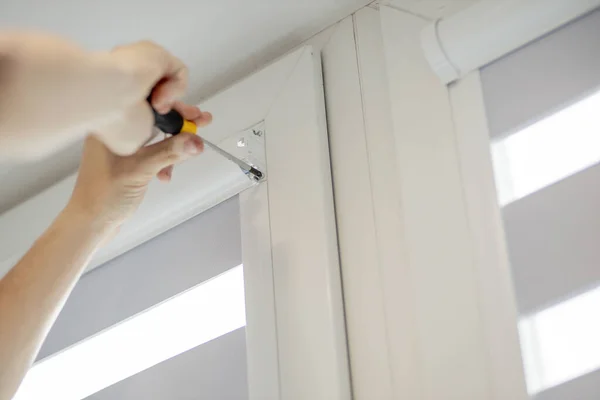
xmin=252 ymin=129 xmax=263 ymax=137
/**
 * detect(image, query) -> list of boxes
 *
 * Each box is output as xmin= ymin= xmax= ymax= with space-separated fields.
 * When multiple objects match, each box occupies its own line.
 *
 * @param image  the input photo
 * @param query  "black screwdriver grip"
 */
xmin=147 ymin=95 xmax=184 ymax=135
xmin=150 ymin=107 xmax=184 ymax=135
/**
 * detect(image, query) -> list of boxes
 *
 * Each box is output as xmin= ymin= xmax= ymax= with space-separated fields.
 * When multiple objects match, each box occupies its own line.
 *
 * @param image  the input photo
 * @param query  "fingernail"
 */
xmin=156 ymin=103 xmax=172 ymax=114
xmin=153 ymin=97 xmax=174 ymax=113
xmin=184 ymin=140 xmax=201 ymax=155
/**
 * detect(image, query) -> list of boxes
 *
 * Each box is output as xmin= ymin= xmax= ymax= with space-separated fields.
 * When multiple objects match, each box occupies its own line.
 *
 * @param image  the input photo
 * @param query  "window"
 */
xmin=14 ymin=265 xmax=245 ymax=400
xmin=519 ymin=285 xmax=600 ymax=395
xmin=490 ymin=88 xmax=600 ymax=395
xmin=491 ymin=89 xmax=600 ymax=206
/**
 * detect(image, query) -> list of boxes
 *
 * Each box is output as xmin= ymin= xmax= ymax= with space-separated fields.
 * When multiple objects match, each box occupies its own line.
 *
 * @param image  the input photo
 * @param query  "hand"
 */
xmin=0 ymin=35 xmax=193 ymax=159
xmin=66 ymin=104 xmax=212 ymax=233
xmin=94 ymin=41 xmax=193 ymax=156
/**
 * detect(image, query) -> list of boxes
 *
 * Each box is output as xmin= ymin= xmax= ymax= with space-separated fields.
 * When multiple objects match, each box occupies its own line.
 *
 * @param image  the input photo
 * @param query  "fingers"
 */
xmin=195 ymin=111 xmax=213 ymax=128
xmin=157 ymin=165 xmax=174 ymax=182
xmin=172 ymin=101 xmax=202 ymax=120
xmin=148 ymin=57 xmax=188 ymax=114
xmin=153 ymin=104 xmax=212 ymax=182
xmin=171 ymin=102 xmax=213 ymax=128
xmin=111 ymin=40 xmax=188 ymax=114
xmin=134 ymin=133 xmax=203 ymax=177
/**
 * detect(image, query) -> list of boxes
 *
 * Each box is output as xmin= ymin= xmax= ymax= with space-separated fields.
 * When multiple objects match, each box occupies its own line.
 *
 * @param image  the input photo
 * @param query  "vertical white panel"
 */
xmin=450 ymin=72 xmax=528 ymax=398
xmin=353 ymin=8 xmax=418 ymax=399
xmin=240 ymin=184 xmax=280 ymax=400
xmin=381 ymin=7 xmax=487 ymax=398
xmin=265 ymin=47 xmax=351 ymax=400
xmin=379 ymin=5 xmax=527 ymax=399
xmin=322 ymin=15 xmax=394 ymax=399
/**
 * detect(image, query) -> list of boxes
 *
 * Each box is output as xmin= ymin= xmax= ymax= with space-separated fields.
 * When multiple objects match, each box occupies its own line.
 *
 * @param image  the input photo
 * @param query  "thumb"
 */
xmin=133 ymin=133 xmax=203 ymax=176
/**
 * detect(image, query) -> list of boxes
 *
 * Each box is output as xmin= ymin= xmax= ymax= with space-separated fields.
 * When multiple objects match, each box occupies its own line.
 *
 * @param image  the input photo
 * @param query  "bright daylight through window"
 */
xmin=491 ymin=89 xmax=600 ymax=206
xmin=14 ymin=265 xmax=246 ymax=400
xmin=519 ymin=285 xmax=600 ymax=395
xmin=491 ymin=88 xmax=600 ymax=395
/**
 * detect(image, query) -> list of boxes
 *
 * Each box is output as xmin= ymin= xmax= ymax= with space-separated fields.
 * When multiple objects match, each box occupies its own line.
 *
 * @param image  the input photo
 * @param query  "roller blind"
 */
xmin=481 ymin=8 xmax=600 ymax=399
xmin=36 ymin=196 xmax=247 ymax=399
xmin=482 ymin=8 xmax=600 ymax=139
xmin=481 ymin=6 xmax=600 ymax=317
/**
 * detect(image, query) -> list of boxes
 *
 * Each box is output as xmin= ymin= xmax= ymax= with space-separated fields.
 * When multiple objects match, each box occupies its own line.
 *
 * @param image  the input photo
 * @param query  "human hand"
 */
xmin=0 ymin=35 xmax=194 ymax=159
xmin=93 ymin=41 xmax=194 ymax=156
xmin=66 ymin=104 xmax=211 ymax=233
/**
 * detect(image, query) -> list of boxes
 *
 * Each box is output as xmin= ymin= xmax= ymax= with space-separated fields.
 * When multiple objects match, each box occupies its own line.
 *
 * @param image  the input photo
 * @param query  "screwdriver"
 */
xmin=149 ymin=104 xmax=264 ymax=182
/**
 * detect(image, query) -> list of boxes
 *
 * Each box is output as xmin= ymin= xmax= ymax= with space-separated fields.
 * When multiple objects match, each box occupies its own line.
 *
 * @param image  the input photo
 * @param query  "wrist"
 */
xmin=60 ymin=200 xmax=120 ymax=241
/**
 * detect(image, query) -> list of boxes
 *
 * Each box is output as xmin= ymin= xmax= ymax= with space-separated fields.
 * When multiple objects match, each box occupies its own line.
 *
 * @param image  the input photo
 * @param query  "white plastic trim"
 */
xmin=421 ymin=0 xmax=600 ymax=84
xmin=323 ymin=9 xmax=407 ymax=398
xmin=420 ymin=20 xmax=459 ymax=84
xmin=379 ymin=6 xmax=529 ymax=398
xmin=449 ymin=72 xmax=529 ymax=398
xmin=240 ymin=46 xmax=350 ymax=400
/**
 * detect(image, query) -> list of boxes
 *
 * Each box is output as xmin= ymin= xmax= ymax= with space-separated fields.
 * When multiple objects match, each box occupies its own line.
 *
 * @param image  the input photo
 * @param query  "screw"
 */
xmin=252 ymin=129 xmax=263 ymax=137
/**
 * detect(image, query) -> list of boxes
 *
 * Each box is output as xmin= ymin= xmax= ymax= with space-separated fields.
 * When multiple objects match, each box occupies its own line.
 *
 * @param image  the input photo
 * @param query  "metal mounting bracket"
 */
xmin=216 ymin=121 xmax=267 ymax=183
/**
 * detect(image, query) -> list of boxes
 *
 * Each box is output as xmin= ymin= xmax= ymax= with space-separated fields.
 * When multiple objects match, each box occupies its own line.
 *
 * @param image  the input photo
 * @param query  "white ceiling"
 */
xmin=385 ymin=0 xmax=477 ymax=20
xmin=0 ymin=0 xmax=372 ymax=213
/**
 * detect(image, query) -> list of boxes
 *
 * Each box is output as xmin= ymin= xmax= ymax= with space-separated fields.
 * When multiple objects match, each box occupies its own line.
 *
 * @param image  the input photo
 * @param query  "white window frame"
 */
xmin=233 ymin=46 xmax=350 ymax=400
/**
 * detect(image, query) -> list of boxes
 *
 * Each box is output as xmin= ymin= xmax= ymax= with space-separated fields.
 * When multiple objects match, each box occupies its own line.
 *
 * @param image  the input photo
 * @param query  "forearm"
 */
xmin=0 ymin=32 xmax=163 ymax=159
xmin=0 ymin=205 xmax=112 ymax=400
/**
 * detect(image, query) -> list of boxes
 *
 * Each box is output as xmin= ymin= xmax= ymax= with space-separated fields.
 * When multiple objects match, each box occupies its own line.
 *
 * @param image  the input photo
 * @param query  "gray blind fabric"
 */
xmin=480 ymin=5 xmax=600 ymax=315
xmin=535 ymin=369 xmax=600 ymax=400
xmin=87 ymin=328 xmax=248 ymax=400
xmin=503 ymin=163 xmax=600 ymax=316
xmin=481 ymin=8 xmax=600 ymax=139
xmin=481 ymin=9 xmax=600 ymax=400
xmin=37 ymin=196 xmax=246 ymax=398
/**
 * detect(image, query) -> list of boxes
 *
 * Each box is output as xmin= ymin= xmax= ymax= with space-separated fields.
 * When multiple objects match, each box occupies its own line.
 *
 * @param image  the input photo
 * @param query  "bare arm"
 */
xmin=0 ymin=205 xmax=111 ymax=399
xmin=0 ymin=33 xmax=189 ymax=159
xmin=0 ymin=106 xmax=211 ymax=400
